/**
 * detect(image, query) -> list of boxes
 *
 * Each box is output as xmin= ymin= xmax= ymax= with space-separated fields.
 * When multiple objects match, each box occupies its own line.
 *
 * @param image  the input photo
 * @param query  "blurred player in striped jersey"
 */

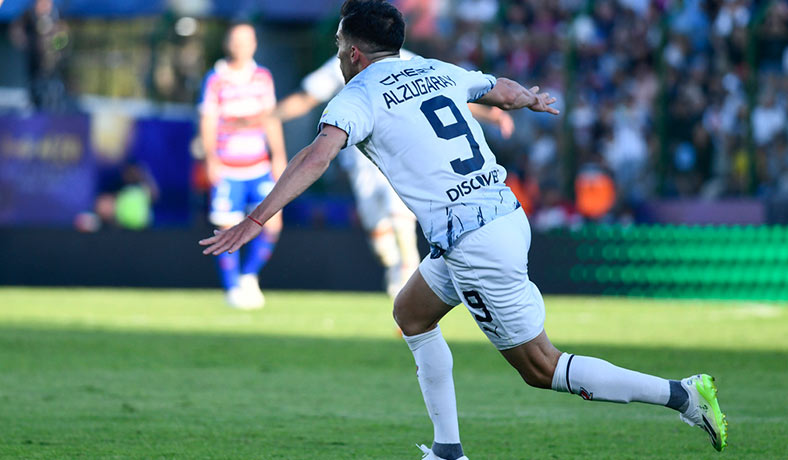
xmin=199 ymin=22 xmax=287 ymax=309
xmin=275 ymin=50 xmax=514 ymax=297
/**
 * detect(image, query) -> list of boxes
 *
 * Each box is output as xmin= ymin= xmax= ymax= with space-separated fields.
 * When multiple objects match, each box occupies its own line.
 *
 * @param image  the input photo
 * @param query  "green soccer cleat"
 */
xmin=679 ymin=374 xmax=728 ymax=452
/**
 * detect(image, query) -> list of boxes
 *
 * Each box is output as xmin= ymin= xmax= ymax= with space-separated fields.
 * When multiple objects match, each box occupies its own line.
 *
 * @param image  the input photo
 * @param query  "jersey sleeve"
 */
xmin=318 ymin=84 xmax=373 ymax=147
xmin=462 ymin=69 xmax=497 ymax=102
xmin=301 ymin=56 xmax=346 ymax=103
xmin=198 ymin=72 xmax=220 ymax=115
xmin=439 ymin=61 xmax=496 ymax=102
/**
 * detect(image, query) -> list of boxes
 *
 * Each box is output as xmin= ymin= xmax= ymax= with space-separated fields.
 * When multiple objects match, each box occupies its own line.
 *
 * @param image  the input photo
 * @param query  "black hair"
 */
xmin=340 ymin=0 xmax=405 ymax=53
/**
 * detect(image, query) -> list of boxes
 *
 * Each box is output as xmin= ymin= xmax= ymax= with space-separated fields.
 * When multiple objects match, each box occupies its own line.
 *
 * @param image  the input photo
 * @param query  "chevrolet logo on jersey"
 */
xmin=379 ymin=65 xmax=436 ymax=85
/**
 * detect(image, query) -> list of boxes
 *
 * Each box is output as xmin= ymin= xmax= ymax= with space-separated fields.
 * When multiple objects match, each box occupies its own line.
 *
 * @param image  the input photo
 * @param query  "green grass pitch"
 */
xmin=1 ymin=288 xmax=786 ymax=459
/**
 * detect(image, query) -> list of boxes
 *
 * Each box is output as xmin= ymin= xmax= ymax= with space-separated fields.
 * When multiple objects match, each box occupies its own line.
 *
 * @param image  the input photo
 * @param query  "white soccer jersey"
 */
xmin=319 ymin=56 xmax=520 ymax=257
xmin=302 ymin=50 xmax=417 ymax=175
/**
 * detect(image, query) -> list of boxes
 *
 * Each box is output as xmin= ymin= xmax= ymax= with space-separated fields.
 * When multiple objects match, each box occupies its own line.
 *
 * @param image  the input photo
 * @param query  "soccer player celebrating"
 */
xmin=200 ymin=1 xmax=727 ymax=457
xmin=275 ymin=50 xmax=514 ymax=297
xmin=199 ymin=22 xmax=287 ymax=309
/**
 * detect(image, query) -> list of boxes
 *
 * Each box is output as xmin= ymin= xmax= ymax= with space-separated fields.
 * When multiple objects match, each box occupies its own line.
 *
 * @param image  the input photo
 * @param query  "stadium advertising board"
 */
xmin=0 ymin=114 xmax=94 ymax=226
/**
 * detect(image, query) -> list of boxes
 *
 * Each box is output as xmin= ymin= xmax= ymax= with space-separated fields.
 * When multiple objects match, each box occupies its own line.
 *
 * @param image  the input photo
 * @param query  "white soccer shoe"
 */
xmin=225 ymin=287 xmax=250 ymax=309
xmin=225 ymin=285 xmax=263 ymax=310
xmin=678 ymin=374 xmax=728 ymax=452
xmin=417 ymin=444 xmax=469 ymax=460
xmin=239 ymin=274 xmax=265 ymax=309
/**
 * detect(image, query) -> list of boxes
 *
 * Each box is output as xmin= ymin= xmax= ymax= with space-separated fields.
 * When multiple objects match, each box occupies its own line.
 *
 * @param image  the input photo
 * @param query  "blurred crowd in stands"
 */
xmin=8 ymin=0 xmax=71 ymax=111
xmin=398 ymin=0 xmax=788 ymax=227
xmin=5 ymin=0 xmax=788 ymax=229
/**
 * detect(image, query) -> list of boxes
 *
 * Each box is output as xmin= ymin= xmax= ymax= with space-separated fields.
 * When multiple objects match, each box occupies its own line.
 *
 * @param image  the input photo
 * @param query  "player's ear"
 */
xmin=349 ymin=45 xmax=361 ymax=64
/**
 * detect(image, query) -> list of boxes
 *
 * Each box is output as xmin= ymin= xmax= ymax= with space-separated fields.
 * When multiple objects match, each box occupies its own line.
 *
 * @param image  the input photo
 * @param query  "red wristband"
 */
xmin=247 ymin=215 xmax=263 ymax=227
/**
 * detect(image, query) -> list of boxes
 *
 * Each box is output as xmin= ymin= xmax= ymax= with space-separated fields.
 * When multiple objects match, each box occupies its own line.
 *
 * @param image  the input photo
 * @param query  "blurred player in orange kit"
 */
xmin=199 ymin=22 xmax=287 ymax=309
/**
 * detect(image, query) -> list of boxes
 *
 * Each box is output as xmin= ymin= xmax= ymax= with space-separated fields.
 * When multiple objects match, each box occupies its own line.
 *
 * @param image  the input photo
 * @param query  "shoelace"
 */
xmin=417 ymin=444 xmax=432 ymax=459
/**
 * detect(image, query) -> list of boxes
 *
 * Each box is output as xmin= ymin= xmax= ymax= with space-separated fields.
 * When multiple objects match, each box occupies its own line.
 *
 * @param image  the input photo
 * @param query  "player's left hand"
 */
xmin=199 ymin=218 xmax=262 ymax=255
xmin=526 ymin=86 xmax=559 ymax=115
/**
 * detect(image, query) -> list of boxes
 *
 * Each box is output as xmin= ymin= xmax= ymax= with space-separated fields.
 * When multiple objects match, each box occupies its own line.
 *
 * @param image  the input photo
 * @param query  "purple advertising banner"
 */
xmin=0 ymin=114 xmax=94 ymax=226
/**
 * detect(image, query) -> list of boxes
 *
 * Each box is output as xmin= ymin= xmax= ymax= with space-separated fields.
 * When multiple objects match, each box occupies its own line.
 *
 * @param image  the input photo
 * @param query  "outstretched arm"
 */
xmin=199 ymin=113 xmax=222 ymax=185
xmin=199 ymin=124 xmax=348 ymax=255
xmin=274 ymin=91 xmax=322 ymax=122
xmin=476 ymin=78 xmax=559 ymax=115
xmin=263 ymin=114 xmax=287 ymax=180
xmin=468 ymin=104 xmax=515 ymax=139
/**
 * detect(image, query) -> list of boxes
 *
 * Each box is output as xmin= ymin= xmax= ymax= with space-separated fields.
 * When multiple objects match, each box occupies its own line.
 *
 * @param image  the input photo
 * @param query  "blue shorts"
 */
xmin=209 ymin=173 xmax=276 ymax=226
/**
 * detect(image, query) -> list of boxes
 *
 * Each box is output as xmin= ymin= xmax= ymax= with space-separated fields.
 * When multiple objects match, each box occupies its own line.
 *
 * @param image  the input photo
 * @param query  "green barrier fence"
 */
xmin=555 ymin=225 xmax=788 ymax=301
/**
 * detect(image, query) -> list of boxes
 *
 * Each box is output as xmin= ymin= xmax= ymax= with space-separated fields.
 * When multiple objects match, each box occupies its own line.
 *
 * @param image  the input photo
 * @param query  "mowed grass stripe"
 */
xmin=0 ymin=288 xmax=786 ymax=459
xmin=1 ymin=288 xmax=786 ymax=350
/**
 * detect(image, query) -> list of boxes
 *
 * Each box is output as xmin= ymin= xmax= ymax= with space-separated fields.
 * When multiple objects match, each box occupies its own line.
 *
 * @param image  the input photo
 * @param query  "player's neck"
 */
xmin=347 ymin=50 xmax=400 ymax=81
xmin=367 ymin=51 xmax=400 ymax=64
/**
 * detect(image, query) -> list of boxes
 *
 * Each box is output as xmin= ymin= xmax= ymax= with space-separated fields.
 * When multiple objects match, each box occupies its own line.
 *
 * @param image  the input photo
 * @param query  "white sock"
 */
xmin=403 ymin=326 xmax=461 ymax=444
xmin=551 ymin=353 xmax=671 ymax=405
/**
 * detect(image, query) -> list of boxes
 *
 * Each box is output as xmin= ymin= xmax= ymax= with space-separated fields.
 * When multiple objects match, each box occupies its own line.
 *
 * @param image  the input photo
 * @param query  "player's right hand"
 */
xmin=199 ymin=217 xmax=262 ymax=256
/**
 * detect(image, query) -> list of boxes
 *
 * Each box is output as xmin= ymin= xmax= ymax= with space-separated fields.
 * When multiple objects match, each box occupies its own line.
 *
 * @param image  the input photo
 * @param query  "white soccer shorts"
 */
xmin=419 ymin=208 xmax=546 ymax=350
